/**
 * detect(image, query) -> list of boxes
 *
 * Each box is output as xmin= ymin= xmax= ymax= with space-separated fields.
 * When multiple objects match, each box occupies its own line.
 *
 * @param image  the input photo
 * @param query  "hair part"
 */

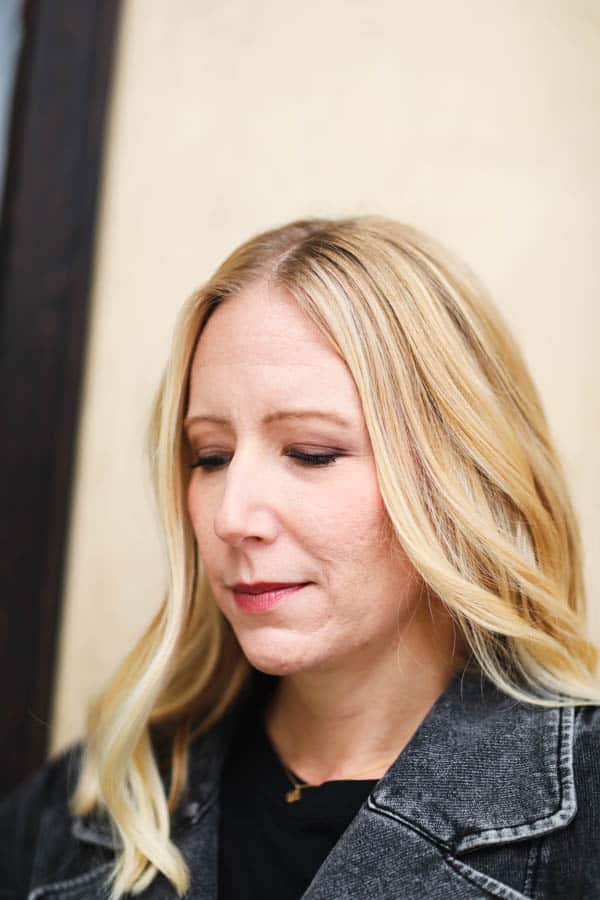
xmin=70 ymin=215 xmax=599 ymax=898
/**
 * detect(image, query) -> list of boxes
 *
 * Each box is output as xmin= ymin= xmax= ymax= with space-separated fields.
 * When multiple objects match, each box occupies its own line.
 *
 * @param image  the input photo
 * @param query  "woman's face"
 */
xmin=184 ymin=280 xmax=426 ymax=676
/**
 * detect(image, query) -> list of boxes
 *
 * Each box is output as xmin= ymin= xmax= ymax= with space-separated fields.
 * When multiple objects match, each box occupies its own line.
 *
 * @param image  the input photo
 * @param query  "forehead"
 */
xmin=188 ymin=282 xmax=360 ymax=408
xmin=193 ymin=281 xmax=334 ymax=366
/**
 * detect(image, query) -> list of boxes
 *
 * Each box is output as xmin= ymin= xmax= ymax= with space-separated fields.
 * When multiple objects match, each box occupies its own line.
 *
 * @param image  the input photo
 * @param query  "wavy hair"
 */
xmin=71 ymin=215 xmax=599 ymax=897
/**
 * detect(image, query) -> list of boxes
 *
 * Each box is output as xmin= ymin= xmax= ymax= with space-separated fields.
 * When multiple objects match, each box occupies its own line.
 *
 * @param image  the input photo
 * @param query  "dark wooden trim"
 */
xmin=0 ymin=0 xmax=122 ymax=796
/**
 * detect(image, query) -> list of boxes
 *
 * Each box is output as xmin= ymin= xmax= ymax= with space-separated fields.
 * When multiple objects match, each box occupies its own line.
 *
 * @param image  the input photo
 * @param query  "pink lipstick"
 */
xmin=231 ymin=581 xmax=309 ymax=613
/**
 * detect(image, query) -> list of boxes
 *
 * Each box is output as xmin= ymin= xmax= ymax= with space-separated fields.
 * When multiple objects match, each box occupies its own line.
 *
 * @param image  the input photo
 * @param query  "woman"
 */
xmin=1 ymin=215 xmax=599 ymax=900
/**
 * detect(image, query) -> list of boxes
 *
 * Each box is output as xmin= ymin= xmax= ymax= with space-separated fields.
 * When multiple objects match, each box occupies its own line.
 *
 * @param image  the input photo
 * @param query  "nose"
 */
xmin=212 ymin=449 xmax=279 ymax=547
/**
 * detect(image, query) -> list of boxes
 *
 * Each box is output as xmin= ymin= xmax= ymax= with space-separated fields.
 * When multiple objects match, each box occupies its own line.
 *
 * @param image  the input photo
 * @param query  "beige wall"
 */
xmin=50 ymin=0 xmax=600 ymax=753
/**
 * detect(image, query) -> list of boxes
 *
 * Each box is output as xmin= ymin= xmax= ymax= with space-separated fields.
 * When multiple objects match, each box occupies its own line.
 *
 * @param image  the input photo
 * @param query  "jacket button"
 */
xmin=181 ymin=801 xmax=201 ymax=824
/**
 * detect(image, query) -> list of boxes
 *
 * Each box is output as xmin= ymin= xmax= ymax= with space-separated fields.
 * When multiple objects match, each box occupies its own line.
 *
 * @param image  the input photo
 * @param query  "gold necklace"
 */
xmin=281 ymin=754 xmax=398 ymax=803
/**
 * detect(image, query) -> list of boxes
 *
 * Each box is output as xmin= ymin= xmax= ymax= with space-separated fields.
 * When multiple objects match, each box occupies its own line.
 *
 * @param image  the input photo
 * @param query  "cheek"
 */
xmin=187 ymin=481 xmax=213 ymax=547
xmin=186 ymin=480 xmax=199 ymax=532
xmin=309 ymin=472 xmax=390 ymax=564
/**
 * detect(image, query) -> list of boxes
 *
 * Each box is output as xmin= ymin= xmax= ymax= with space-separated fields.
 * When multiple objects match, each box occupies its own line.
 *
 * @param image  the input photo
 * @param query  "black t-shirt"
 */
xmin=217 ymin=690 xmax=377 ymax=900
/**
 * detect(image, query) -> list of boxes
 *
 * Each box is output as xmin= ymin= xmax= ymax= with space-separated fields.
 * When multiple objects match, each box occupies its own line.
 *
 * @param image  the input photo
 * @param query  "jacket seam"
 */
xmin=443 ymin=853 xmax=532 ymax=900
xmin=366 ymin=797 xmax=451 ymax=851
xmin=28 ymin=861 xmax=113 ymax=899
xmin=523 ymin=838 xmax=541 ymax=898
xmin=368 ymin=793 xmax=572 ymax=854
xmin=557 ymin=705 xmax=576 ymax=815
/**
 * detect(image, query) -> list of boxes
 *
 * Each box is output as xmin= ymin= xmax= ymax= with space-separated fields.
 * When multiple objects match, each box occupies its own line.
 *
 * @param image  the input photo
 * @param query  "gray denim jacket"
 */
xmin=1 ymin=668 xmax=599 ymax=899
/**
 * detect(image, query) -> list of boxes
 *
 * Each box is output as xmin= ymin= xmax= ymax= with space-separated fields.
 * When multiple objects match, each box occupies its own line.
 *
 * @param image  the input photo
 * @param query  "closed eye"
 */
xmin=189 ymin=449 xmax=342 ymax=471
xmin=288 ymin=449 xmax=340 ymax=467
xmin=189 ymin=453 xmax=229 ymax=471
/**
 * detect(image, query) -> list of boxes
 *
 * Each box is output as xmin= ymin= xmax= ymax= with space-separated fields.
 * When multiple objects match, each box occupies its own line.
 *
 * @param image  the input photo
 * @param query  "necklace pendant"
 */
xmin=285 ymin=786 xmax=302 ymax=803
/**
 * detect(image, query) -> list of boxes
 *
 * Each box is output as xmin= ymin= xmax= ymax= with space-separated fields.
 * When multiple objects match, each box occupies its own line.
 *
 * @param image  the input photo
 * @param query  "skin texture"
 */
xmin=184 ymin=279 xmax=465 ymax=783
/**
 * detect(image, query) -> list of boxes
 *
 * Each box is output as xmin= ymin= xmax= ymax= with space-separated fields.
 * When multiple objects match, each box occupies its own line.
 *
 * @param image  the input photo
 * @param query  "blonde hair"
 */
xmin=71 ymin=215 xmax=599 ymax=897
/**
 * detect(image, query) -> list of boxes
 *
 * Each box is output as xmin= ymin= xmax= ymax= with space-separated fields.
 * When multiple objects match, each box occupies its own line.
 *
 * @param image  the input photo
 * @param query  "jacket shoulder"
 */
xmin=572 ymin=702 xmax=600 ymax=811
xmin=572 ymin=703 xmax=600 ymax=802
xmin=0 ymin=741 xmax=84 ymax=895
xmin=573 ymin=701 xmax=600 ymax=741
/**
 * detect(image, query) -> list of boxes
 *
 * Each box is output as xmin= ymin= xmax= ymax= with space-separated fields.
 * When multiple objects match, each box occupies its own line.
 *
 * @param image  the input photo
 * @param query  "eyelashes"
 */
xmin=189 ymin=448 xmax=341 ymax=472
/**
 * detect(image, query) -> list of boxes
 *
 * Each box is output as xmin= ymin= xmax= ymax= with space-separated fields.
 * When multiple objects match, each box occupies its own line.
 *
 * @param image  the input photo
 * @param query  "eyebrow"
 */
xmin=183 ymin=409 xmax=354 ymax=430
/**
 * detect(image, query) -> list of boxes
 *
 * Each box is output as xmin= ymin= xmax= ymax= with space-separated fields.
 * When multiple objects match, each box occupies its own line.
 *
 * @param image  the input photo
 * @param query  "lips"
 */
xmin=231 ymin=581 xmax=308 ymax=594
xmin=230 ymin=581 xmax=310 ymax=613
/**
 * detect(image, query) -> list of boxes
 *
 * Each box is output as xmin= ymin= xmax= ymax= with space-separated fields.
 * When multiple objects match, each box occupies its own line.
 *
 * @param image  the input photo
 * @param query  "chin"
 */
xmin=235 ymin=632 xmax=320 ymax=677
xmin=242 ymin=649 xmax=308 ymax=677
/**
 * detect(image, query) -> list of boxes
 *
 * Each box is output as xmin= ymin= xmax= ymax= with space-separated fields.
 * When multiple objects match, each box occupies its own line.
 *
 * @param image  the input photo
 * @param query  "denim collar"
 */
xmin=368 ymin=668 xmax=576 ymax=852
xmin=72 ymin=667 xmax=576 ymax=853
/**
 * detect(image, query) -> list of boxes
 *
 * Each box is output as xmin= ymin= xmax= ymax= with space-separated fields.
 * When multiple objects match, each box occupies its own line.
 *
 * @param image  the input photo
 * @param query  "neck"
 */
xmin=263 ymin=604 xmax=468 ymax=785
